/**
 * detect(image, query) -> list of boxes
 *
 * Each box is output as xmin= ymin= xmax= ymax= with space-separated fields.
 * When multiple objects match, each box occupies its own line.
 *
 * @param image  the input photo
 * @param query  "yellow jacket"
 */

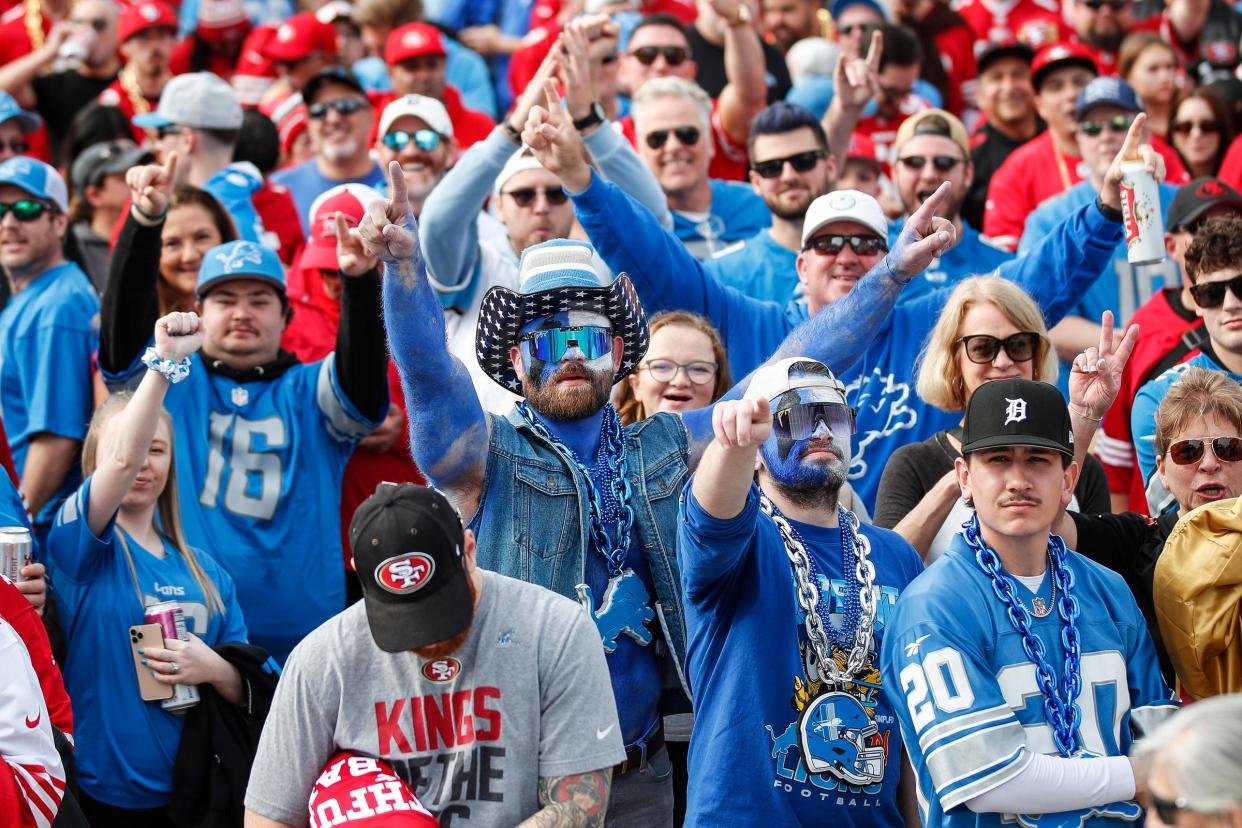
xmin=1156 ymin=496 xmax=1242 ymax=700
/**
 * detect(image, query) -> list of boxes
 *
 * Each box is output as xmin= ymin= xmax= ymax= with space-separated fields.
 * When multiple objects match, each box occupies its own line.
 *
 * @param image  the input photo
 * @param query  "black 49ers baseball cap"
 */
xmin=961 ymin=379 xmax=1074 ymax=458
xmin=349 ymin=483 xmax=472 ymax=653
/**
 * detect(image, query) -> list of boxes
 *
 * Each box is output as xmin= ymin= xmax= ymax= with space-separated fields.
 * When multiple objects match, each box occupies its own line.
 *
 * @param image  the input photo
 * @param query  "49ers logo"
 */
xmin=374 ymin=553 xmax=435 ymax=595
xmin=421 ymin=658 xmax=461 ymax=682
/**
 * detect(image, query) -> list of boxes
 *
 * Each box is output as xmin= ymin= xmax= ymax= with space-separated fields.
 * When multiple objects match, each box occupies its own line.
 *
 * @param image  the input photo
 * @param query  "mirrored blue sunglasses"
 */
xmin=382 ymin=128 xmax=442 ymax=152
xmin=520 ymin=325 xmax=612 ymax=363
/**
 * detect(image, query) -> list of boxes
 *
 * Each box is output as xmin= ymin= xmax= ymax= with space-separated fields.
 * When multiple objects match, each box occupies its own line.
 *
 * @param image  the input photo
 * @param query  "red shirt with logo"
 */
xmin=955 ymin=0 xmax=1061 ymax=51
xmin=0 ymin=579 xmax=72 ymax=739
xmin=97 ymin=80 xmax=160 ymax=145
xmin=854 ymin=93 xmax=934 ymax=174
xmin=984 ymin=131 xmax=1085 ymax=250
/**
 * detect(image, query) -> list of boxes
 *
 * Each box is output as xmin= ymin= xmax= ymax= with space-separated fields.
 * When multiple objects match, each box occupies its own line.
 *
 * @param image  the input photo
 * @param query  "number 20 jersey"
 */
xmin=112 ymin=353 xmax=377 ymax=661
xmin=879 ymin=536 xmax=1176 ymax=827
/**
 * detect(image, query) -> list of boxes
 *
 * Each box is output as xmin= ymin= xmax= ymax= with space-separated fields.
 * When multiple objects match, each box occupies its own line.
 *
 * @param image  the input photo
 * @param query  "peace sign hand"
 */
xmin=522 ymin=79 xmax=592 ymax=193
xmin=126 ymin=151 xmax=177 ymax=222
xmin=356 ymin=160 xmax=418 ymax=264
xmin=833 ymin=29 xmax=882 ymax=112
xmin=1069 ymin=310 xmax=1139 ymax=420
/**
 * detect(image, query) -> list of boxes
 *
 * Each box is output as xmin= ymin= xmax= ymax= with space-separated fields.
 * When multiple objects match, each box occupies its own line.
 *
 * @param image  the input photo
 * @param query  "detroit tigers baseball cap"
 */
xmin=308 ymin=752 xmax=438 ymax=827
xmin=350 ymin=483 xmax=472 ymax=653
xmin=961 ymin=378 xmax=1074 ymax=458
xmin=0 ymin=156 xmax=67 ymax=211
xmin=196 ymin=240 xmax=287 ymax=298
xmin=801 ymin=189 xmax=888 ymax=247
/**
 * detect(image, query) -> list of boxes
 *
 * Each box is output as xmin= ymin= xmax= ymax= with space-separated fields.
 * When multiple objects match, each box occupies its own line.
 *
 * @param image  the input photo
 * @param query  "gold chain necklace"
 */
xmin=24 ymin=0 xmax=44 ymax=50
xmin=119 ymin=66 xmax=152 ymax=116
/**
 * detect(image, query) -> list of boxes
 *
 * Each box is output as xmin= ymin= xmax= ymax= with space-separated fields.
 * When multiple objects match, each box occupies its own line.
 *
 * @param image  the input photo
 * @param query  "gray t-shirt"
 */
xmin=245 ymin=570 xmax=625 ymax=826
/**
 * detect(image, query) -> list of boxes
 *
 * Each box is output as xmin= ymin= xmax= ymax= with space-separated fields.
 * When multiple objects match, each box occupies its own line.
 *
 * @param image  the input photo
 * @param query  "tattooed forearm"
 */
xmin=516 ymin=770 xmax=612 ymax=828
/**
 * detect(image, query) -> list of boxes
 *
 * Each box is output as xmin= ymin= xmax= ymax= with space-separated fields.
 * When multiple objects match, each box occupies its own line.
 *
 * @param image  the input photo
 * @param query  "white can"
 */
xmin=1119 ymin=160 xmax=1166 ymax=266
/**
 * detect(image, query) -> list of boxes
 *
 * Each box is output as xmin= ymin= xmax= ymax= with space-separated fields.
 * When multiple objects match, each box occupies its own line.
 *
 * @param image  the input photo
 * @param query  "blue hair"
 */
xmin=747 ymin=101 xmax=830 ymax=157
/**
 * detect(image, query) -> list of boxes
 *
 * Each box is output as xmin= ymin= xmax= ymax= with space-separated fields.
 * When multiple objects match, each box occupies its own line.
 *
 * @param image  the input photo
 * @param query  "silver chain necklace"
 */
xmin=759 ymin=495 xmax=878 ymax=685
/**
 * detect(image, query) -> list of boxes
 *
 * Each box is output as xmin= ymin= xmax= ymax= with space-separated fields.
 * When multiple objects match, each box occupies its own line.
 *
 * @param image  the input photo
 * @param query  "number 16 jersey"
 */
xmin=111 ymin=353 xmax=378 ymax=662
xmin=879 ymin=535 xmax=1176 ymax=827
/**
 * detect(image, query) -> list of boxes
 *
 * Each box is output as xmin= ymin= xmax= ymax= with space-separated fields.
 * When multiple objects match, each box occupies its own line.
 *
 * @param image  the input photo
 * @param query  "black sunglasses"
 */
xmin=308 ymin=98 xmax=367 ymax=120
xmin=1166 ymin=436 xmax=1242 ymax=465
xmin=897 ymin=155 xmax=963 ymax=172
xmin=1150 ymin=792 xmax=1188 ymax=826
xmin=629 ymin=45 xmax=690 ymax=66
xmin=1189 ymin=273 xmax=1242 ymax=308
xmin=1078 ymin=114 xmax=1137 ymax=137
xmin=0 ymin=200 xmax=51 ymax=222
xmin=956 ymin=331 xmax=1042 ymax=364
xmin=502 ymin=187 xmax=570 ymax=207
xmin=1082 ymin=0 xmax=1129 ymax=9
xmin=803 ymin=234 xmax=887 ymax=256
xmin=156 ymin=125 xmax=186 ymax=140
xmin=1171 ymin=119 xmax=1219 ymax=136
xmin=645 ymin=126 xmax=701 ymax=150
xmin=0 ymin=139 xmax=30 ymax=155
xmin=752 ymin=150 xmax=827 ymax=179
xmin=837 ymin=23 xmax=881 ymax=36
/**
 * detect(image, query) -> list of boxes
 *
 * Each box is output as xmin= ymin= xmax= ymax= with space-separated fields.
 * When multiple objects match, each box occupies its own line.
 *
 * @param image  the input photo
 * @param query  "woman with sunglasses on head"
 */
xmin=873 ymin=276 xmax=1110 ymax=562
xmin=1169 ymin=86 xmax=1234 ymax=178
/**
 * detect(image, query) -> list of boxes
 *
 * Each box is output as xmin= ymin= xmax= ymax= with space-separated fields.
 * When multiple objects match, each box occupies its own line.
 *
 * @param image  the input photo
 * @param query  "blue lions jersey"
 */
xmin=47 ymin=476 xmax=249 ymax=809
xmin=106 ymin=354 xmax=377 ymax=661
xmin=679 ymin=483 xmax=924 ymax=827
xmin=880 ymin=535 xmax=1176 ymax=827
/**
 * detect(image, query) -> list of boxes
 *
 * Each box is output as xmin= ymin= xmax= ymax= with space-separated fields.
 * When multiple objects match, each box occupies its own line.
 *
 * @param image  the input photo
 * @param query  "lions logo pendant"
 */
xmin=575 ymin=569 xmax=655 ymax=653
xmin=797 ymin=691 xmax=886 ymax=786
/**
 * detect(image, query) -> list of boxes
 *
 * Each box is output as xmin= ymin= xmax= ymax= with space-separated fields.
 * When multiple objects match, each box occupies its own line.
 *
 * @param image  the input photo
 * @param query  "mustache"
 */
xmin=798 ymin=439 xmax=842 ymax=460
xmin=998 ymin=493 xmax=1042 ymax=507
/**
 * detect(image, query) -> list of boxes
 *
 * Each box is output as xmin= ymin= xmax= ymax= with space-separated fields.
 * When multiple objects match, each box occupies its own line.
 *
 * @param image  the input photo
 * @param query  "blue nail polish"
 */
xmin=137 ymin=648 xmax=144 ymax=654
xmin=140 ymin=659 xmax=148 ymax=665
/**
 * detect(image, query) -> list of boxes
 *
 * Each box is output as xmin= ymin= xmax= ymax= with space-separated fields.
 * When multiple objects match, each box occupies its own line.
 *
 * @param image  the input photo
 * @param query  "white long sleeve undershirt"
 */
xmin=966 ymin=753 xmax=1135 ymax=813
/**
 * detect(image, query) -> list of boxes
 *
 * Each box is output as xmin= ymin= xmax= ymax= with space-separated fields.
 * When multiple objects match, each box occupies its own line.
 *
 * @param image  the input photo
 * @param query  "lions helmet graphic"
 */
xmin=374 ymin=552 xmax=435 ymax=595
xmin=798 ymin=691 xmax=887 ymax=785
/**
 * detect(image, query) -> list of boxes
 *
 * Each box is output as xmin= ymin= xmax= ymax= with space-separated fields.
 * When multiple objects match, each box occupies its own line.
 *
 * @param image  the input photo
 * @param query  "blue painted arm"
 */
xmin=418 ymin=129 xmax=516 ymax=294
xmin=382 ymin=235 xmax=490 ymax=517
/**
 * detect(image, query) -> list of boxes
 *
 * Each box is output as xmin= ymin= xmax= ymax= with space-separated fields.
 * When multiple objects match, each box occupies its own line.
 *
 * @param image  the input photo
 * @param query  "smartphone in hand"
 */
xmin=129 ymin=624 xmax=174 ymax=701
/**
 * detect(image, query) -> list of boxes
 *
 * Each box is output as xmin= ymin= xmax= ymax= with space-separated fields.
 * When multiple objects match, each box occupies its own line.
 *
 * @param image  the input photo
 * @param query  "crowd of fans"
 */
xmin=1 ymin=0 xmax=1242 ymax=826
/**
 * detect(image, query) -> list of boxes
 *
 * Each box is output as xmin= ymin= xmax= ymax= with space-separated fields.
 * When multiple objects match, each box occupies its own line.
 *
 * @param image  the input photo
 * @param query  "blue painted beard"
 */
xmin=521 ymin=351 xmax=615 ymax=421
xmin=759 ymin=425 xmax=851 ymax=511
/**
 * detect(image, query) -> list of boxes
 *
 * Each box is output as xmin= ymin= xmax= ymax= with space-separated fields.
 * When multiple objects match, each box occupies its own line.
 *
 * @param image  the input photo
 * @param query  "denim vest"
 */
xmin=469 ymin=407 xmax=691 ymax=693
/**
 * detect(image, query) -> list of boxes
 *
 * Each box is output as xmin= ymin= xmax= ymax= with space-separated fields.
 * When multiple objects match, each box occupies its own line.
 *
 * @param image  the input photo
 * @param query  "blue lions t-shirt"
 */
xmin=678 ymin=483 xmax=923 ymax=827
xmin=880 ymin=535 xmax=1175 ymax=827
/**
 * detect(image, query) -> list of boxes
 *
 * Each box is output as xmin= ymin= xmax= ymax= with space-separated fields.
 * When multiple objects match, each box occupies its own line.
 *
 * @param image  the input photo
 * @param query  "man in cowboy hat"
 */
xmin=679 ymin=357 xmax=923 ymax=824
xmin=365 ymin=159 xmax=955 ymax=824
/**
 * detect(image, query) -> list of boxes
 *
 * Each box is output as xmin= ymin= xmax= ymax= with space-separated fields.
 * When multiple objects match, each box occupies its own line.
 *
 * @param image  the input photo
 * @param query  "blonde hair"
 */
xmin=632 ymin=76 xmax=713 ymax=134
xmin=915 ymin=276 xmax=1056 ymax=411
xmin=82 ymin=394 xmax=224 ymax=615
xmin=1153 ymin=367 xmax=1242 ymax=456
xmin=615 ymin=311 xmax=732 ymax=425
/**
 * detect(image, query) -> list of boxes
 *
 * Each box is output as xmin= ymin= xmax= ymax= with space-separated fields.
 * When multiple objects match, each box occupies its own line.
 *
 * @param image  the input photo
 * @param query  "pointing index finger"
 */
xmin=161 ymin=151 xmax=177 ymax=183
xmin=1119 ymin=111 xmax=1146 ymax=161
xmin=909 ymin=181 xmax=949 ymax=229
xmin=865 ymin=29 xmax=883 ymax=72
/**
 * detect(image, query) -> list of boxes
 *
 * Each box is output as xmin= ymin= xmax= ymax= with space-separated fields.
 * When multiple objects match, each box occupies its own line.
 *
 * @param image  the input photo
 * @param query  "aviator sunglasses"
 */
xmin=774 ymin=402 xmax=856 ymax=441
xmin=752 ymin=150 xmax=827 ymax=179
xmin=382 ymin=129 xmax=442 ymax=152
xmin=644 ymin=126 xmax=701 ymax=150
xmin=802 ymin=234 xmax=887 ymax=256
xmin=956 ymin=332 xmax=1041 ymax=364
xmin=520 ymin=326 xmax=612 ymax=363
xmin=308 ymin=98 xmax=367 ymax=119
xmin=629 ymin=45 xmax=690 ymax=66
xmin=1165 ymin=436 xmax=1242 ymax=465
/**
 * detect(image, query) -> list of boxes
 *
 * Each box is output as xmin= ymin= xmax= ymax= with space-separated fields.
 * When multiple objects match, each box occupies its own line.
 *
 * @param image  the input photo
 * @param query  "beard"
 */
xmin=760 ymin=435 xmax=848 ymax=512
xmin=411 ymin=574 xmax=478 ymax=659
xmin=522 ymin=359 xmax=614 ymax=421
xmin=764 ymin=185 xmax=816 ymax=222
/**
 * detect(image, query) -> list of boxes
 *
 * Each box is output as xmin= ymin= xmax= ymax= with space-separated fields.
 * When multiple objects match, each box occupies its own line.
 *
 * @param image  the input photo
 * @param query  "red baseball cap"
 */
xmin=1031 ymin=42 xmax=1098 ymax=91
xmin=845 ymin=132 xmax=882 ymax=169
xmin=118 ymin=1 xmax=178 ymax=43
xmin=303 ymin=183 xmax=385 ymax=271
xmin=308 ymin=752 xmax=438 ymax=827
xmin=385 ymin=23 xmax=446 ymax=66
xmin=263 ymin=12 xmax=339 ymax=63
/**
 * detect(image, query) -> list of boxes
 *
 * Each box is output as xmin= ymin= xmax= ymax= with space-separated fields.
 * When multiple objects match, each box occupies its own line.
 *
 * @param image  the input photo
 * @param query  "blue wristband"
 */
xmin=142 ymin=347 xmax=191 ymax=384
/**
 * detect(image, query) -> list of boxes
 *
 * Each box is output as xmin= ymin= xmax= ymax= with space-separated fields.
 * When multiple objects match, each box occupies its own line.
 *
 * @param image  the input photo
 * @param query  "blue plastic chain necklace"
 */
xmin=963 ymin=513 xmax=1083 ymax=756
xmin=516 ymin=401 xmax=635 ymax=576
xmin=767 ymin=501 xmax=863 ymax=649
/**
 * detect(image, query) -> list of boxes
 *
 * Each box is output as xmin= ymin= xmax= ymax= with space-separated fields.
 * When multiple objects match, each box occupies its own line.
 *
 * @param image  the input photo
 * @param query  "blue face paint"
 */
xmin=760 ymin=393 xmax=853 ymax=496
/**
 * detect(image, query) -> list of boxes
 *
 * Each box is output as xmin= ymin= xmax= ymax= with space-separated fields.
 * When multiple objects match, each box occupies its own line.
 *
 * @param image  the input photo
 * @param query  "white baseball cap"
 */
xmin=801 ymin=189 xmax=888 ymax=247
xmin=493 ymin=145 xmax=546 ymax=196
xmin=744 ymin=357 xmax=849 ymax=407
xmin=378 ymin=93 xmax=453 ymax=139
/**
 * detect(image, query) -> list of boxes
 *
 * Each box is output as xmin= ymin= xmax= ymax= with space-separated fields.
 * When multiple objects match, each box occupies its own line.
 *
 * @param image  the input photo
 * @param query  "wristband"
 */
xmin=1068 ymin=403 xmax=1102 ymax=422
xmin=133 ymin=202 xmax=168 ymax=224
xmin=142 ymin=347 xmax=191 ymax=384
xmin=1095 ymin=197 xmax=1123 ymax=223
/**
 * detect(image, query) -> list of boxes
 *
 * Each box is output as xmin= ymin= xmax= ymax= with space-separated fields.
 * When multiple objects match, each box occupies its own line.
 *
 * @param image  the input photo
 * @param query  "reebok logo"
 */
xmin=904 ymin=634 xmax=930 ymax=658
